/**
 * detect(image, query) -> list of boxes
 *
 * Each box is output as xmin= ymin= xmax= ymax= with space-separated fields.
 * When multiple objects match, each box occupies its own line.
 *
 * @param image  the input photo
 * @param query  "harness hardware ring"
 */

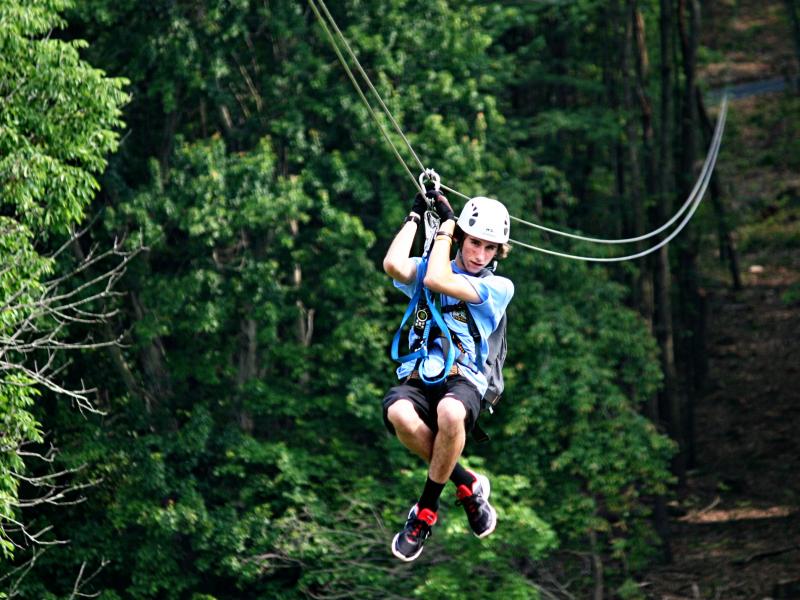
xmin=418 ymin=168 xmax=441 ymax=194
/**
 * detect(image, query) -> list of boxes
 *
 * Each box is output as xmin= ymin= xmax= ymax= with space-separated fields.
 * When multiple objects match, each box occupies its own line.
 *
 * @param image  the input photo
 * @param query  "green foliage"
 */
xmin=0 ymin=223 xmax=48 ymax=559
xmin=3 ymin=0 xmax=678 ymax=597
xmin=11 ymin=133 xmax=393 ymax=597
xmin=490 ymin=250 xmax=673 ymax=579
xmin=616 ymin=577 xmax=648 ymax=600
xmin=781 ymin=282 xmax=800 ymax=306
xmin=0 ymin=0 xmax=128 ymax=562
xmin=0 ymin=374 xmax=41 ymax=559
xmin=738 ymin=205 xmax=800 ymax=254
xmin=0 ymin=224 xmax=35 ymax=556
xmin=0 ymin=0 xmax=128 ymax=234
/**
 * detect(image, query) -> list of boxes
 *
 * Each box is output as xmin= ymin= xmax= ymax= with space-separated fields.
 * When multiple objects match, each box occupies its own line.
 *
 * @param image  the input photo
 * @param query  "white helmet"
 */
xmin=457 ymin=196 xmax=510 ymax=244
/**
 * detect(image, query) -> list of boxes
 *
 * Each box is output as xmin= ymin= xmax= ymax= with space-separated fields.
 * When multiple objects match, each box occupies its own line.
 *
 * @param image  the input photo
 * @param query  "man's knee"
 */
xmin=387 ymin=399 xmax=423 ymax=433
xmin=437 ymin=396 xmax=466 ymax=433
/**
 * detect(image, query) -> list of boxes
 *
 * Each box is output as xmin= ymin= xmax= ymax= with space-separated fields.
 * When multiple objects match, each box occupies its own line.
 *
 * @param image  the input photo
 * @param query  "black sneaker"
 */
xmin=456 ymin=471 xmax=497 ymax=538
xmin=391 ymin=506 xmax=437 ymax=561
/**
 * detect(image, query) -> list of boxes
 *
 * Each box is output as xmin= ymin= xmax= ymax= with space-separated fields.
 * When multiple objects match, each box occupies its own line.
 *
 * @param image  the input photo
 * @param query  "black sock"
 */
xmin=417 ymin=477 xmax=446 ymax=512
xmin=449 ymin=463 xmax=476 ymax=489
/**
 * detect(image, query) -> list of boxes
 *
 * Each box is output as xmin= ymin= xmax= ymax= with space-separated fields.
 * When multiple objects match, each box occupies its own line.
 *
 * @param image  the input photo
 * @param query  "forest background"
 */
xmin=1 ymin=0 xmax=798 ymax=598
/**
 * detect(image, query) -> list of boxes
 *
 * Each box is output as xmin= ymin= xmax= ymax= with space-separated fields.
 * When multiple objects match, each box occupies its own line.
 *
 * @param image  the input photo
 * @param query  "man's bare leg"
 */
xmin=386 ymin=399 xmax=434 ymax=462
xmin=388 ymin=395 xmax=480 ymax=561
xmin=429 ymin=396 xmax=466 ymax=483
xmin=387 ymin=397 xmax=469 ymax=479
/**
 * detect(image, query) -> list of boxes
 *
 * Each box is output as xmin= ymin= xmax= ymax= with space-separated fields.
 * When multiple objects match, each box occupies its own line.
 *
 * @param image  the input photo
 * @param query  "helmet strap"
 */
xmin=454 ymin=248 xmax=465 ymax=271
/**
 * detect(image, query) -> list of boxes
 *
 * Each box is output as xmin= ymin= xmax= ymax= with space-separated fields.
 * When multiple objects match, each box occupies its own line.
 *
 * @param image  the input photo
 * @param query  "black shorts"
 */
xmin=382 ymin=375 xmax=482 ymax=436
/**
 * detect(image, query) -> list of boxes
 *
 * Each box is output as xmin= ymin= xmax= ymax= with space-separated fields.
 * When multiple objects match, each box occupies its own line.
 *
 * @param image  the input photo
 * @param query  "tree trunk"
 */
xmin=676 ymin=0 xmax=704 ymax=470
xmin=627 ymin=4 xmax=672 ymax=559
xmin=236 ymin=314 xmax=257 ymax=434
xmin=598 ymin=0 xmax=633 ymax=244
xmin=290 ymin=219 xmax=314 ymax=390
xmin=624 ymin=0 xmax=654 ymax=324
xmin=785 ymin=0 xmax=800 ymax=87
xmin=634 ymin=6 xmax=657 ymax=199
xmin=696 ymin=88 xmax=742 ymax=290
xmin=678 ymin=0 xmax=699 ymax=196
xmin=70 ymin=238 xmax=143 ymax=409
xmin=589 ymin=528 xmax=604 ymax=600
xmin=130 ymin=292 xmax=172 ymax=415
xmin=655 ymin=0 xmax=686 ymax=492
xmin=159 ymin=107 xmax=180 ymax=180
xmin=676 ymin=247 xmax=706 ymax=465
xmin=290 ymin=219 xmax=314 ymax=350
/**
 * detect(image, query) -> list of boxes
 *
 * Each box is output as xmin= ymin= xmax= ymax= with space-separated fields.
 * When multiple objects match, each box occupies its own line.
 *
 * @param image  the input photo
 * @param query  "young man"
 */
xmin=382 ymin=191 xmax=514 ymax=561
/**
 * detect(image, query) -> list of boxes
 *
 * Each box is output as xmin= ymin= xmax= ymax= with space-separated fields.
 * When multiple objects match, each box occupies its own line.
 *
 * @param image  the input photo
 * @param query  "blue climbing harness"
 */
xmin=390 ymin=169 xmax=456 ymax=385
xmin=390 ymin=255 xmax=457 ymax=385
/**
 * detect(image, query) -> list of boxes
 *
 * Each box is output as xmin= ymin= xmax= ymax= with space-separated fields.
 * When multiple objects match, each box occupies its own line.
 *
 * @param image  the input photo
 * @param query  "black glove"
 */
xmin=426 ymin=190 xmax=455 ymax=222
xmin=411 ymin=192 xmax=427 ymax=219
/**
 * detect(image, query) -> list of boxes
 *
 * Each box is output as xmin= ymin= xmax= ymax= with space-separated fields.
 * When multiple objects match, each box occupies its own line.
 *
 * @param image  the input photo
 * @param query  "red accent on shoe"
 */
xmin=417 ymin=508 xmax=438 ymax=525
xmin=456 ymin=484 xmax=473 ymax=500
xmin=462 ymin=469 xmax=479 ymax=492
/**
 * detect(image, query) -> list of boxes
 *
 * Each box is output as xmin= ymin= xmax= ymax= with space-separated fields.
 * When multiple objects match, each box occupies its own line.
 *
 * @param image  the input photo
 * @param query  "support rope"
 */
xmin=313 ymin=0 xmax=428 ymax=176
xmin=307 ymin=0 xmax=424 ymax=194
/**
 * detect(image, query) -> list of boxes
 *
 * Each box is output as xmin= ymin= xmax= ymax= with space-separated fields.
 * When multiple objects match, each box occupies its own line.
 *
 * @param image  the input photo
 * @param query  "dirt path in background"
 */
xmin=701 ymin=0 xmax=798 ymax=87
xmin=643 ymin=263 xmax=800 ymax=599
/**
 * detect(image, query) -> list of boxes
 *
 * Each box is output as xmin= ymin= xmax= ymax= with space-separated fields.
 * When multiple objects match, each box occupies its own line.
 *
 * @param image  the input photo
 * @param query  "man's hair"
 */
xmin=454 ymin=225 xmax=511 ymax=260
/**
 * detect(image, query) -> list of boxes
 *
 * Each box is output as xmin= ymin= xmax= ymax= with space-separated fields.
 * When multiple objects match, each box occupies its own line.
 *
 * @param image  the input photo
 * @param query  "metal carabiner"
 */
xmin=418 ymin=169 xmax=441 ymax=212
xmin=418 ymin=168 xmax=441 ymax=194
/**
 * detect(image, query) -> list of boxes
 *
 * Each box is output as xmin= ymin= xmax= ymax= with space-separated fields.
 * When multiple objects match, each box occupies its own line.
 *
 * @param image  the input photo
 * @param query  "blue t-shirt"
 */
xmin=393 ymin=257 xmax=514 ymax=396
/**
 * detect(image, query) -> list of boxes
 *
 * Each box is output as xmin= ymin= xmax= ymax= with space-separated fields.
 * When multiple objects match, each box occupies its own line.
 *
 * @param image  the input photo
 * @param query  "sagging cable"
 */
xmin=507 ymin=98 xmax=727 ymax=262
xmin=509 ymin=95 xmax=729 ymax=245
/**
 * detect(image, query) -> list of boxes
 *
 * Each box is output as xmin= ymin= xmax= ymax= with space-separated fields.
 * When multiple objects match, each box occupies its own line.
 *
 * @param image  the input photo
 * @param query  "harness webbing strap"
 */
xmin=418 ymin=287 xmax=456 ymax=385
xmin=390 ymin=258 xmax=430 ymax=364
xmin=390 ymin=238 xmax=457 ymax=385
xmin=441 ymin=302 xmax=483 ymax=370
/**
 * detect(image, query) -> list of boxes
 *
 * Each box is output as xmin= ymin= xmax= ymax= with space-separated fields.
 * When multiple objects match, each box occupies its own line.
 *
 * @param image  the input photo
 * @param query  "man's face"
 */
xmin=461 ymin=234 xmax=498 ymax=273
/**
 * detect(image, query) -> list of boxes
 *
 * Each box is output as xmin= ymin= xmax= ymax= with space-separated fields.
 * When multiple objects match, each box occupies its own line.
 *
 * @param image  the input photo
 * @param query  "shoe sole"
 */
xmin=391 ymin=532 xmax=425 ymax=562
xmin=391 ymin=504 xmax=426 ymax=561
xmin=472 ymin=473 xmax=497 ymax=539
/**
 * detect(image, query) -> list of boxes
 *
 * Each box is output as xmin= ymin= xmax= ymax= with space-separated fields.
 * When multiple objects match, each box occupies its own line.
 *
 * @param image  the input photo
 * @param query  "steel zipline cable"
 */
xmin=307 ymin=0 xmax=729 ymax=261
xmin=306 ymin=0 xmax=425 ymax=195
xmin=510 ymin=96 xmax=727 ymax=246
xmin=509 ymin=100 xmax=727 ymax=262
